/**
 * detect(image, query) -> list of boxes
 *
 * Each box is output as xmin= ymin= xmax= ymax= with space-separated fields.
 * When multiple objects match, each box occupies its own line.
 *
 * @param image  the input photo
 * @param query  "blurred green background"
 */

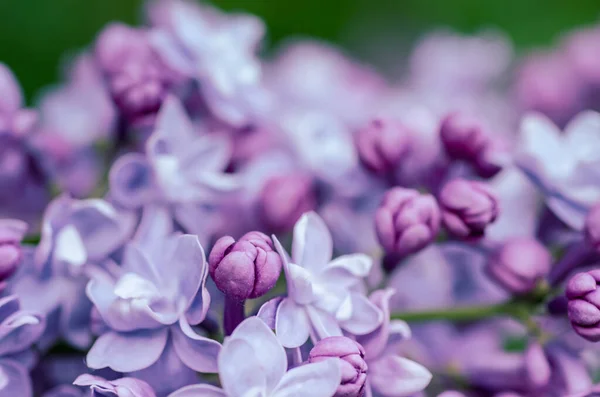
xmin=0 ymin=0 xmax=599 ymax=103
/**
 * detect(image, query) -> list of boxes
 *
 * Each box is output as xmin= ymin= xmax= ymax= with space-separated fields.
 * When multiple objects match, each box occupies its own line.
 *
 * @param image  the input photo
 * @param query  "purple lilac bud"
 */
xmin=356 ymin=119 xmax=410 ymax=175
xmin=259 ymin=173 xmax=317 ymax=233
xmin=439 ymin=178 xmax=499 ymax=239
xmin=584 ymin=203 xmax=600 ymax=252
xmin=486 ymin=238 xmax=551 ymax=294
xmin=208 ymin=231 xmax=282 ymax=301
xmin=567 ymin=270 xmax=600 ymax=342
xmin=95 ymin=23 xmax=173 ymax=125
xmin=0 ymin=219 xmax=27 ymax=283
xmin=308 ymin=336 xmax=368 ymax=397
xmin=375 ymin=187 xmax=441 ymax=257
xmin=439 ymin=112 xmax=502 ymax=178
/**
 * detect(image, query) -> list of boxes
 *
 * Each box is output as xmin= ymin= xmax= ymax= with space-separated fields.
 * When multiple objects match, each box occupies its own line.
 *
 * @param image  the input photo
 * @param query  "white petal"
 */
xmin=292 ymin=212 xmax=332 ymax=274
xmin=168 ymin=384 xmax=227 ymax=397
xmin=369 ymin=355 xmax=432 ymax=397
xmin=219 ymin=338 xmax=266 ymax=397
xmin=271 ymin=358 xmax=341 ymax=397
xmin=55 ymin=225 xmax=87 ymax=269
xmin=339 ymin=293 xmax=383 ymax=335
xmin=275 ymin=299 xmax=310 ymax=348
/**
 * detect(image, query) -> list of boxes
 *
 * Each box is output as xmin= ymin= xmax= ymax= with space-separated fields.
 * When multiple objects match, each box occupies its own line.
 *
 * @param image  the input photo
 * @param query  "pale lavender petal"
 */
xmin=168 ymin=384 xmax=227 ymax=397
xmin=0 ymin=359 xmax=32 ymax=397
xmin=286 ymin=263 xmax=316 ymax=305
xmin=218 ymin=338 xmax=266 ymax=397
xmin=369 ymin=355 xmax=432 ymax=397
xmin=257 ymin=297 xmax=284 ymax=329
xmin=305 ymin=306 xmax=342 ymax=340
xmin=0 ymin=219 xmax=27 ymax=243
xmin=292 ymin=212 xmax=333 ymax=274
xmin=171 ymin=318 xmax=220 ymax=373
xmin=0 ymin=310 xmax=45 ymax=356
xmin=275 ymin=299 xmax=310 ymax=348
xmin=271 ymin=358 xmax=341 ymax=397
xmin=86 ymin=329 xmax=168 ymax=372
xmin=339 ymin=293 xmax=383 ymax=335
xmin=230 ymin=316 xmax=287 ymax=393
xmin=109 ymin=154 xmax=158 ymax=209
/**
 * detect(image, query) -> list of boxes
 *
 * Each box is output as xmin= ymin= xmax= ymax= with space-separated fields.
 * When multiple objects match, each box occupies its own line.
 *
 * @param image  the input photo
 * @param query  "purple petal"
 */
xmin=0 ymin=63 xmax=23 ymax=112
xmin=109 ymin=154 xmax=158 ymax=209
xmin=86 ymin=329 xmax=168 ymax=372
xmin=171 ymin=318 xmax=220 ymax=373
xmin=257 ymin=297 xmax=284 ymax=329
xmin=292 ymin=212 xmax=333 ymax=274
xmin=368 ymin=355 xmax=432 ymax=396
xmin=305 ymin=306 xmax=342 ymax=340
xmin=275 ymin=299 xmax=310 ymax=348
xmin=271 ymin=358 xmax=341 ymax=397
xmin=219 ymin=338 xmax=267 ymax=397
xmin=0 ymin=310 xmax=45 ymax=356
xmin=339 ymin=293 xmax=383 ymax=335
xmin=0 ymin=219 xmax=27 ymax=243
xmin=168 ymin=384 xmax=227 ymax=397
xmin=0 ymin=359 xmax=32 ymax=397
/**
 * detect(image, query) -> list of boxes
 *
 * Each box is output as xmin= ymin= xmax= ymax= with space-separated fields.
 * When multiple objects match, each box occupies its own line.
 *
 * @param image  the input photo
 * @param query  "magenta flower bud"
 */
xmin=308 ymin=336 xmax=368 ymax=397
xmin=566 ymin=270 xmax=600 ymax=342
xmin=95 ymin=23 xmax=173 ymax=125
xmin=356 ymin=119 xmax=410 ymax=174
xmin=584 ymin=203 xmax=600 ymax=252
xmin=486 ymin=238 xmax=551 ymax=295
xmin=439 ymin=112 xmax=502 ymax=178
xmin=375 ymin=187 xmax=441 ymax=256
xmin=439 ymin=179 xmax=499 ymax=239
xmin=208 ymin=231 xmax=283 ymax=301
xmin=259 ymin=173 xmax=317 ymax=233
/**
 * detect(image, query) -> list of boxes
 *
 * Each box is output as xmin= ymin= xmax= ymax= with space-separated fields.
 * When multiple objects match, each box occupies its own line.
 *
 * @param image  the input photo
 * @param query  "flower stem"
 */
xmin=223 ymin=296 xmax=245 ymax=336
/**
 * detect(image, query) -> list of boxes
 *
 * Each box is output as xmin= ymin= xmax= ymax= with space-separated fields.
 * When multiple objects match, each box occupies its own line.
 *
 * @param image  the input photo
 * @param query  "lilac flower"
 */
xmin=567 ymin=270 xmax=600 ymax=342
xmin=11 ymin=195 xmax=134 ymax=348
xmin=356 ymin=289 xmax=432 ymax=396
xmin=259 ymin=212 xmax=382 ymax=348
xmin=0 ymin=219 xmax=27 ymax=288
xmin=169 ymin=316 xmax=342 ymax=397
xmin=147 ymin=0 xmax=268 ymax=127
xmin=109 ymin=96 xmax=238 ymax=245
xmin=73 ymin=374 xmax=155 ymax=397
xmin=0 ymin=295 xmax=45 ymax=397
xmin=516 ymin=110 xmax=600 ymax=230
xmin=85 ymin=232 xmax=220 ymax=392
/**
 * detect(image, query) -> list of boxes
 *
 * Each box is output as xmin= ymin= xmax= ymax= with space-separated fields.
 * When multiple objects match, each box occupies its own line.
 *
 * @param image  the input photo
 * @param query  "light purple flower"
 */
xmin=356 ymin=289 xmax=432 ymax=397
xmin=516 ymin=110 xmax=600 ymax=230
xmin=147 ymin=0 xmax=268 ymax=127
xmin=85 ymin=233 xmax=220 ymax=379
xmin=169 ymin=316 xmax=342 ymax=397
xmin=0 ymin=295 xmax=45 ymax=397
xmin=109 ymin=96 xmax=237 ymax=245
xmin=73 ymin=374 xmax=155 ymax=397
xmin=258 ymin=212 xmax=382 ymax=348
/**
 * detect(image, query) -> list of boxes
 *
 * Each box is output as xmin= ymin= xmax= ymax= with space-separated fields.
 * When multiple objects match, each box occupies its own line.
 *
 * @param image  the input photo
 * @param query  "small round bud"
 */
xmin=584 ymin=203 xmax=600 ymax=252
xmin=375 ymin=187 xmax=440 ymax=256
xmin=356 ymin=119 xmax=410 ymax=174
xmin=259 ymin=173 xmax=317 ymax=233
xmin=208 ymin=231 xmax=282 ymax=301
xmin=566 ymin=270 xmax=600 ymax=342
xmin=439 ymin=179 xmax=499 ymax=239
xmin=309 ymin=336 xmax=367 ymax=397
xmin=486 ymin=238 xmax=551 ymax=295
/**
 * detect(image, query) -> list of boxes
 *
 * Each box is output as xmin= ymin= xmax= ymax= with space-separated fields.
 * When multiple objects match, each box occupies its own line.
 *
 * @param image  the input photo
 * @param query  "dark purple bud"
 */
xmin=440 ymin=112 xmax=502 ymax=178
xmin=486 ymin=238 xmax=551 ymax=294
xmin=208 ymin=231 xmax=282 ymax=301
xmin=439 ymin=179 xmax=499 ymax=240
xmin=356 ymin=119 xmax=410 ymax=174
xmin=375 ymin=187 xmax=440 ymax=257
xmin=584 ymin=204 xmax=600 ymax=253
xmin=259 ymin=173 xmax=317 ymax=233
xmin=308 ymin=336 xmax=367 ymax=397
xmin=95 ymin=23 xmax=173 ymax=125
xmin=566 ymin=270 xmax=600 ymax=342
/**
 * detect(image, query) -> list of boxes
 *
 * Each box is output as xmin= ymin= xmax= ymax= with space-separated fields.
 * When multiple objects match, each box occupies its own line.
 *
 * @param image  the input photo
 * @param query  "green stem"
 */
xmin=391 ymin=300 xmax=529 ymax=323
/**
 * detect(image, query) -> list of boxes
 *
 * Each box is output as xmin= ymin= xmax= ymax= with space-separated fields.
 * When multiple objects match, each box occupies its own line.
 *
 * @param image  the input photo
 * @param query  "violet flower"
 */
xmin=73 ymin=374 xmax=155 ymax=397
xmin=147 ymin=0 xmax=268 ymax=127
xmin=0 ymin=295 xmax=45 ymax=397
xmin=516 ymin=110 xmax=600 ymax=230
xmin=85 ymin=232 xmax=220 ymax=392
xmin=355 ymin=289 xmax=432 ymax=397
xmin=258 ymin=212 xmax=382 ymax=348
xmin=168 ymin=316 xmax=342 ymax=397
xmin=109 ymin=96 xmax=238 ymax=245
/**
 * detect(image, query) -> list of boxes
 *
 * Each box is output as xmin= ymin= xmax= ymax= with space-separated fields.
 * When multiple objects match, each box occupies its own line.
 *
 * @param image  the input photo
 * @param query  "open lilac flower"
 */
xmin=147 ymin=0 xmax=268 ymax=127
xmin=0 ymin=295 xmax=45 ymax=397
xmin=11 ymin=195 xmax=134 ymax=349
xmin=355 ymin=289 xmax=432 ymax=397
xmin=516 ymin=110 xmax=600 ymax=230
xmin=259 ymin=212 xmax=382 ymax=348
xmin=109 ymin=96 xmax=237 ymax=244
xmin=169 ymin=316 xmax=341 ymax=397
xmin=73 ymin=374 xmax=155 ymax=397
xmin=85 ymin=232 xmax=220 ymax=393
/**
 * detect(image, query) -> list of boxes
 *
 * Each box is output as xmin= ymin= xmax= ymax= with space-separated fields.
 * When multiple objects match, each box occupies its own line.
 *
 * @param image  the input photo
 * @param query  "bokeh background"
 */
xmin=1 ymin=0 xmax=599 ymax=102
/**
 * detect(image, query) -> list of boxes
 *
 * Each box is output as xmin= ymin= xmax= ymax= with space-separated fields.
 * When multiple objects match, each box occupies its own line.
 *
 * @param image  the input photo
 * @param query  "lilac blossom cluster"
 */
xmin=4 ymin=1 xmax=600 ymax=396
